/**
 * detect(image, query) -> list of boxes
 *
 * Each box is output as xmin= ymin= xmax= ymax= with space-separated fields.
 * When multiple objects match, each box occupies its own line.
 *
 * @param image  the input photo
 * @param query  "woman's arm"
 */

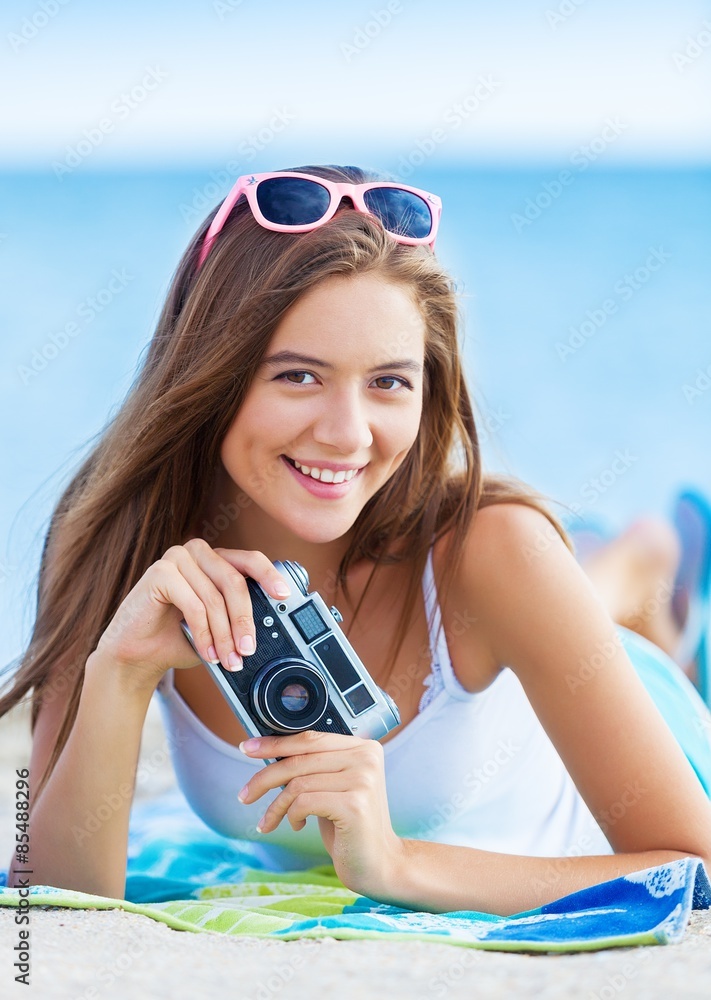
xmin=9 ymin=540 xmax=296 ymax=897
xmin=7 ymin=651 xmax=155 ymax=898
xmin=380 ymin=840 xmax=697 ymax=916
xmin=239 ymin=731 xmax=702 ymax=916
xmin=240 ymin=503 xmax=711 ymax=916
xmin=398 ymin=501 xmax=711 ymax=914
xmin=465 ymin=504 xmax=711 ymax=853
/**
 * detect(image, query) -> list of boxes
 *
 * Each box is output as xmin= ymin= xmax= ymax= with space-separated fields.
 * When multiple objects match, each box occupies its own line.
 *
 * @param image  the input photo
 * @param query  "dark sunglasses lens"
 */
xmin=363 ymin=188 xmax=433 ymax=240
xmin=256 ymin=177 xmax=331 ymax=226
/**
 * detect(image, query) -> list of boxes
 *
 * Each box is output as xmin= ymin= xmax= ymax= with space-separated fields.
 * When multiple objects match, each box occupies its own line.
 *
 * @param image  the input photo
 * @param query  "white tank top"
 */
xmin=155 ymin=545 xmax=613 ymax=868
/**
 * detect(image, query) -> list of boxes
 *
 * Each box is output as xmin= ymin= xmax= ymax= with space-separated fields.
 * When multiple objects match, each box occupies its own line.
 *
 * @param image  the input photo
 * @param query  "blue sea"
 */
xmin=1 ymin=166 xmax=710 ymax=669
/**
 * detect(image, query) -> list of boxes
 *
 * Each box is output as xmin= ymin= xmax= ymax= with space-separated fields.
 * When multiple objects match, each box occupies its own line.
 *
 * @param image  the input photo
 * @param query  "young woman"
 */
xmin=3 ymin=164 xmax=711 ymax=917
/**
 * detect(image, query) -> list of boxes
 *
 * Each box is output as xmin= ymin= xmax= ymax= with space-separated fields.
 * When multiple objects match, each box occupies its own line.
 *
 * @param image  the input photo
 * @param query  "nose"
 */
xmin=310 ymin=385 xmax=374 ymax=456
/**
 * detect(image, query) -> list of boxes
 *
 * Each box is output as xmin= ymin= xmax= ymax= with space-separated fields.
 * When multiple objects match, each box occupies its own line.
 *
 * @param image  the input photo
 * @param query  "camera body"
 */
xmin=179 ymin=559 xmax=400 ymax=764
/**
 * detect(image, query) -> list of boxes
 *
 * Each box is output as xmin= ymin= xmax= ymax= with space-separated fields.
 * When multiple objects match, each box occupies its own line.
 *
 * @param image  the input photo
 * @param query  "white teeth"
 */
xmin=293 ymin=459 xmax=358 ymax=483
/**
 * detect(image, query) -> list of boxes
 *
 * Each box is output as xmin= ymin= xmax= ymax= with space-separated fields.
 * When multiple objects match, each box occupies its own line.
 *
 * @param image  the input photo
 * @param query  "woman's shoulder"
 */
xmin=437 ymin=499 xmax=558 ymax=596
xmin=462 ymin=500 xmax=563 ymax=558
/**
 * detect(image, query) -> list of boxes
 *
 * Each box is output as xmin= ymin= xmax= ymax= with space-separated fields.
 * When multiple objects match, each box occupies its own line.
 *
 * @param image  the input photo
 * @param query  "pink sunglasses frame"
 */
xmin=196 ymin=171 xmax=443 ymax=269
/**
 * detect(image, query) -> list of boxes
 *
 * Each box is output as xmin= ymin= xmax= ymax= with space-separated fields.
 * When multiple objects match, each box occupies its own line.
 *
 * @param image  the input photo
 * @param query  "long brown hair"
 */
xmin=0 ymin=163 xmax=576 ymax=801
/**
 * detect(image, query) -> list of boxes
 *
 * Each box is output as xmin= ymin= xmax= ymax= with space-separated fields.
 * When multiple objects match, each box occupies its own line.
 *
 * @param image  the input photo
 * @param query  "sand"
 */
xmin=1 ymin=698 xmax=710 ymax=998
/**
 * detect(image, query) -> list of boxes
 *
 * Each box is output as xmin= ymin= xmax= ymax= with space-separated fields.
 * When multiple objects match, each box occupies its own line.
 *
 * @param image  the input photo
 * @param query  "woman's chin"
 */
xmin=282 ymin=510 xmax=360 ymax=545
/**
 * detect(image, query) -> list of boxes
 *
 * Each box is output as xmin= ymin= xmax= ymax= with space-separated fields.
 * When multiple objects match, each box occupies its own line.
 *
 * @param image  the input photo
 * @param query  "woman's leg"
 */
xmin=578 ymin=516 xmax=690 ymax=673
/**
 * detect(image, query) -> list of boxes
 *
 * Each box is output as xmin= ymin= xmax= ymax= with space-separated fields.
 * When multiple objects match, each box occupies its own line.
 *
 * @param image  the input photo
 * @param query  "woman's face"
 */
xmin=218 ymin=272 xmax=427 ymax=546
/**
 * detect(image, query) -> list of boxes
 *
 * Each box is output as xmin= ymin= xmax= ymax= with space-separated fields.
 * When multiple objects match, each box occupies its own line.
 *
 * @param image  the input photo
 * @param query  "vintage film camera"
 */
xmin=180 ymin=559 xmax=400 ymax=764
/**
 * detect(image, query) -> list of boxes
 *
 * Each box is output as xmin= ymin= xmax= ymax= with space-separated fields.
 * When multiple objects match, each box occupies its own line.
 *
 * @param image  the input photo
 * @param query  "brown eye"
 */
xmin=275 ymin=371 xmax=316 ymax=385
xmin=374 ymin=376 xmax=412 ymax=391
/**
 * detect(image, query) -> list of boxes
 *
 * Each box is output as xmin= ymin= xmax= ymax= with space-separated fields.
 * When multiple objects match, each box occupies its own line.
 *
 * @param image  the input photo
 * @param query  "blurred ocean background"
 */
xmin=1 ymin=0 xmax=710 ymax=670
xmin=3 ymin=165 xmax=709 ymax=670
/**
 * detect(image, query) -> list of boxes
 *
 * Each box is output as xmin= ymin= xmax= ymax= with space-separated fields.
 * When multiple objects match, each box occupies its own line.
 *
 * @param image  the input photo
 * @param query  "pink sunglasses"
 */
xmin=196 ymin=171 xmax=443 ymax=269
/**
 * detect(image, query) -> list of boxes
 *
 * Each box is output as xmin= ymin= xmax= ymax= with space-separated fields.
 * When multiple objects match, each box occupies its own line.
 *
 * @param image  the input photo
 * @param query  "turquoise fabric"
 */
xmin=0 ymin=858 xmax=708 ymax=948
xmin=617 ymin=624 xmax=711 ymax=796
xmin=0 ymin=789 xmax=709 ymax=950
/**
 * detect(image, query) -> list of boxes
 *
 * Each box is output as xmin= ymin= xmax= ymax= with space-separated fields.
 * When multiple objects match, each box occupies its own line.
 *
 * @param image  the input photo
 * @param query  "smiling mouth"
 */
xmin=281 ymin=455 xmax=363 ymax=483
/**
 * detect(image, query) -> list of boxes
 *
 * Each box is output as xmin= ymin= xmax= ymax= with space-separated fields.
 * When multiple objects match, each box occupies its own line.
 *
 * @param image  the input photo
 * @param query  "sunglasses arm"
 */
xmin=196 ymin=177 xmax=250 ymax=269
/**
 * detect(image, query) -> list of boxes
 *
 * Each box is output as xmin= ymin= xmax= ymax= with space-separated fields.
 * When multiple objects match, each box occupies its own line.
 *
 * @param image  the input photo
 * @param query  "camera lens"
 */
xmin=251 ymin=660 xmax=328 ymax=733
xmin=279 ymin=682 xmax=310 ymax=713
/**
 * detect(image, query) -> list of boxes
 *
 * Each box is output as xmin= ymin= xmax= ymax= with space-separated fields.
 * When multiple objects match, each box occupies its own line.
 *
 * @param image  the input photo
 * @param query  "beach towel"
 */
xmin=1 ymin=789 xmax=709 ymax=952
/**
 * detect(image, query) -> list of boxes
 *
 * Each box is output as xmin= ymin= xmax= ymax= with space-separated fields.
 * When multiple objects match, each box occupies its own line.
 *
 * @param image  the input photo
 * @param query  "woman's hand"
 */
xmin=93 ymin=538 xmax=293 ymax=691
xmin=237 ymin=730 xmax=405 ymax=899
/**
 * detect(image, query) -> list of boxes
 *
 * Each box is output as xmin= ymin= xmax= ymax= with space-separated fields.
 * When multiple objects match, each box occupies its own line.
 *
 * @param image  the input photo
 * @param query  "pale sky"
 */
xmin=1 ymin=0 xmax=710 ymax=167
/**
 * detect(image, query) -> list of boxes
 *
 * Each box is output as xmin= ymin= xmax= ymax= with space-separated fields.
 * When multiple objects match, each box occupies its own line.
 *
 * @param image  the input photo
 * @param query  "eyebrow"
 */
xmin=260 ymin=350 xmax=423 ymax=375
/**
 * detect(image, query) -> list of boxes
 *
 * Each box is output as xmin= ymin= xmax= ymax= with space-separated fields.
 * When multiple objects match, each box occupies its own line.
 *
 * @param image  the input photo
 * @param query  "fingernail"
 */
xmin=227 ymin=651 xmax=243 ymax=670
xmin=239 ymin=738 xmax=261 ymax=753
xmin=208 ymin=645 xmax=219 ymax=662
xmin=239 ymin=634 xmax=255 ymax=655
xmin=274 ymin=583 xmax=291 ymax=597
xmin=256 ymin=817 xmax=266 ymax=833
xmin=237 ymin=784 xmax=249 ymax=802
